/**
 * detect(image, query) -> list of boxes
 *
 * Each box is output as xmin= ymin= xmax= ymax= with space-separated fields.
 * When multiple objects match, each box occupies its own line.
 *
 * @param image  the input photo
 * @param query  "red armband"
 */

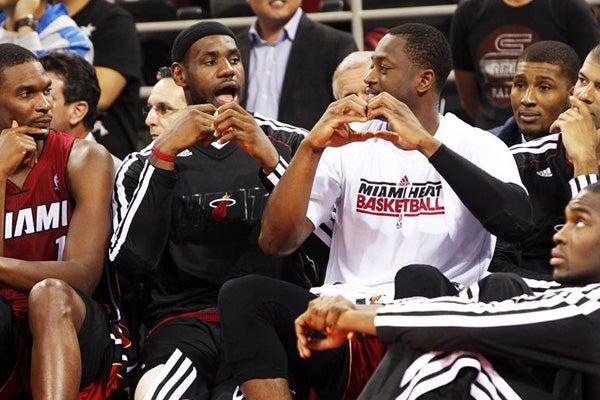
xmin=152 ymin=147 xmax=176 ymax=163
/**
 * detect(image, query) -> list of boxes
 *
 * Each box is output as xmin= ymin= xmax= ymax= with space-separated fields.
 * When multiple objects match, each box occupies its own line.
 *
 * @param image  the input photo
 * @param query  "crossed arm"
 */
xmin=0 ymin=135 xmax=113 ymax=295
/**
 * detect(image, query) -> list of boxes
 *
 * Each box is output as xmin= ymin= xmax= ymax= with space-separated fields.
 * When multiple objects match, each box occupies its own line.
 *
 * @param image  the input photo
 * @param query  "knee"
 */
xmin=28 ymin=278 xmax=77 ymax=324
xmin=219 ymin=275 xmax=271 ymax=308
xmin=477 ymin=272 xmax=532 ymax=302
xmin=395 ymin=264 xmax=442 ymax=282
xmin=395 ymin=264 xmax=456 ymax=299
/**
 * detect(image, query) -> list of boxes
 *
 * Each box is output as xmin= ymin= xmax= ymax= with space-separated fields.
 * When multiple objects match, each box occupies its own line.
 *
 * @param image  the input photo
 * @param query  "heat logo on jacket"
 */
xmin=175 ymin=187 xmax=269 ymax=226
xmin=356 ymin=177 xmax=445 ymax=219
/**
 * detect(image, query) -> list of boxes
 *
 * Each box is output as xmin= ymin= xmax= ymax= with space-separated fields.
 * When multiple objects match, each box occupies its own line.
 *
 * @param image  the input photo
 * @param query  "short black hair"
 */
xmin=517 ymin=41 xmax=580 ymax=86
xmin=388 ymin=23 xmax=452 ymax=92
xmin=0 ymin=43 xmax=38 ymax=86
xmin=39 ymin=51 xmax=100 ymax=131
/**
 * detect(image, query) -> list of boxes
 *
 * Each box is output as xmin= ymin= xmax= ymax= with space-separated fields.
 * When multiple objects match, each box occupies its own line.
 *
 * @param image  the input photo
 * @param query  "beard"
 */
xmin=187 ymin=86 xmax=211 ymax=107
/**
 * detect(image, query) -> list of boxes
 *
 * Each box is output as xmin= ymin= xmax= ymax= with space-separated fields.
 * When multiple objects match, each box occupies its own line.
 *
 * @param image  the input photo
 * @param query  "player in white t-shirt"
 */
xmin=218 ymin=23 xmax=532 ymax=400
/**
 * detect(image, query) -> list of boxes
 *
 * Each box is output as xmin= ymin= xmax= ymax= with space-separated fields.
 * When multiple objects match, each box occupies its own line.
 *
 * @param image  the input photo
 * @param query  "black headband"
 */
xmin=171 ymin=21 xmax=237 ymax=63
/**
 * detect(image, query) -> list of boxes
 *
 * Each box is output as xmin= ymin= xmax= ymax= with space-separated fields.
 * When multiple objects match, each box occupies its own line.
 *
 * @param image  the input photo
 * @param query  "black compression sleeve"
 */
xmin=428 ymin=144 xmax=532 ymax=241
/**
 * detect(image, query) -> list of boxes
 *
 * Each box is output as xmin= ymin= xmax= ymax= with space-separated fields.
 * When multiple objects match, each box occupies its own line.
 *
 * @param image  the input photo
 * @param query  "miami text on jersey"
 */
xmin=4 ymin=200 xmax=69 ymax=239
xmin=356 ymin=178 xmax=445 ymax=217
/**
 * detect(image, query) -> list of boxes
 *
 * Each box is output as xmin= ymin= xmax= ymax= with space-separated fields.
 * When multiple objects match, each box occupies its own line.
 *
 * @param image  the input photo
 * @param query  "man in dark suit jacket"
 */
xmin=237 ymin=0 xmax=357 ymax=130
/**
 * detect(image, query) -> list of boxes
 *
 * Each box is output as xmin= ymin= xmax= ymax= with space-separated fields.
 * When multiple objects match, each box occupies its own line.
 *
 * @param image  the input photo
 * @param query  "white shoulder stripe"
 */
xmin=109 ymin=158 xmax=155 ymax=261
xmin=112 ymin=149 xmax=149 ymax=228
xmin=253 ymin=112 xmax=308 ymax=136
xmin=510 ymin=140 xmax=558 ymax=155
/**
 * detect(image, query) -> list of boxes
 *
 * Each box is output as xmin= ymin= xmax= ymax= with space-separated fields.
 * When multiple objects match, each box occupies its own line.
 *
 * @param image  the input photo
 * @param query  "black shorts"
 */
xmin=135 ymin=316 xmax=235 ymax=400
xmin=0 ymin=289 xmax=114 ymax=397
xmin=77 ymin=288 xmax=111 ymax=386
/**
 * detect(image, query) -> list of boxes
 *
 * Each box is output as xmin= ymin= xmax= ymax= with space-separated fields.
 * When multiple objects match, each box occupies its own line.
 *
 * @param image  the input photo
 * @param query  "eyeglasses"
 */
xmin=142 ymin=103 xmax=179 ymax=118
xmin=554 ymin=224 xmax=565 ymax=232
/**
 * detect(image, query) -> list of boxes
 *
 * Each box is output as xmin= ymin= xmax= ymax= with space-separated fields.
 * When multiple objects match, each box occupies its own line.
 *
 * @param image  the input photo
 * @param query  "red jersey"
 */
xmin=2 ymin=130 xmax=75 ymax=318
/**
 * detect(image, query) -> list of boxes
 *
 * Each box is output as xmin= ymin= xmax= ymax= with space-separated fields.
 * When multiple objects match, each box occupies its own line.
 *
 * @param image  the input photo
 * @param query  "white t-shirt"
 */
xmin=307 ymin=113 xmax=524 ymax=301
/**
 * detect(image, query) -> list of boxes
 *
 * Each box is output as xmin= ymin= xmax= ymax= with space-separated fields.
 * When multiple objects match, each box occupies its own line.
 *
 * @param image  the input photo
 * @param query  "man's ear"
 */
xmin=416 ymin=69 xmax=435 ymax=95
xmin=68 ymin=101 xmax=89 ymax=127
xmin=172 ymin=63 xmax=187 ymax=88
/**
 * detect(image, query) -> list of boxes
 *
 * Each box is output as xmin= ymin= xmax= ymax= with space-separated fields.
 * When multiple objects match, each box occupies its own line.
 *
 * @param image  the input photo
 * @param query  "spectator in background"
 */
xmin=490 ymin=43 xmax=600 ymax=282
xmin=40 ymin=50 xmax=121 ymax=169
xmin=143 ymin=66 xmax=187 ymax=141
xmin=451 ymin=0 xmax=600 ymax=130
xmin=332 ymin=50 xmax=373 ymax=101
xmin=237 ymin=0 xmax=357 ymax=130
xmin=0 ymin=0 xmax=92 ymax=61
xmin=490 ymin=40 xmax=580 ymax=147
xmin=59 ymin=0 xmax=143 ymax=159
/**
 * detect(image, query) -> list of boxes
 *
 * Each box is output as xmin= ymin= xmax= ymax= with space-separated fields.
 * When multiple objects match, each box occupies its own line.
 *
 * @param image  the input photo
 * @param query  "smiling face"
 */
xmin=246 ymin=0 xmax=302 ymax=26
xmin=510 ymin=61 xmax=572 ymax=141
xmin=551 ymin=188 xmax=600 ymax=285
xmin=145 ymin=77 xmax=187 ymax=140
xmin=173 ymin=35 xmax=244 ymax=107
xmin=0 ymin=61 xmax=53 ymax=136
xmin=573 ymin=54 xmax=600 ymax=129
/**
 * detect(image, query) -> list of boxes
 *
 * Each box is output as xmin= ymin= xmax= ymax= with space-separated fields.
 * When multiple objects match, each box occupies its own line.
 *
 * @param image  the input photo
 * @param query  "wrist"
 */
xmin=417 ymin=135 xmax=442 ymax=158
xmin=300 ymin=138 xmax=325 ymax=156
xmin=338 ymin=308 xmax=378 ymax=336
xmin=260 ymin=150 xmax=280 ymax=176
xmin=13 ymin=14 xmax=38 ymax=32
xmin=571 ymin=154 xmax=599 ymax=176
xmin=152 ymin=146 xmax=176 ymax=163
xmin=149 ymin=146 xmax=177 ymax=170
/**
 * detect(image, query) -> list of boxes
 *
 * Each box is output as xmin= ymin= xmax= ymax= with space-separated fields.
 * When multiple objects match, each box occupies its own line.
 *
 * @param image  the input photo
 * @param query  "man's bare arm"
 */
xmin=259 ymin=140 xmax=321 ymax=256
xmin=259 ymin=96 xmax=383 ymax=256
xmin=95 ymin=67 xmax=127 ymax=113
xmin=295 ymin=295 xmax=380 ymax=358
xmin=454 ymin=70 xmax=479 ymax=123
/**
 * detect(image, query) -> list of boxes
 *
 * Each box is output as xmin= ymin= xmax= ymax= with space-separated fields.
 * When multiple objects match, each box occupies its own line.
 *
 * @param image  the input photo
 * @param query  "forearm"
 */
xmin=374 ymin=291 xmax=600 ymax=369
xmin=429 ymin=144 xmax=532 ymax=240
xmin=259 ymin=140 xmax=322 ymax=255
xmin=337 ymin=306 xmax=380 ymax=336
xmin=110 ymin=157 xmax=175 ymax=278
xmin=0 ymin=258 xmax=100 ymax=295
xmin=570 ymin=146 xmax=599 ymax=178
xmin=96 ymin=67 xmax=126 ymax=112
